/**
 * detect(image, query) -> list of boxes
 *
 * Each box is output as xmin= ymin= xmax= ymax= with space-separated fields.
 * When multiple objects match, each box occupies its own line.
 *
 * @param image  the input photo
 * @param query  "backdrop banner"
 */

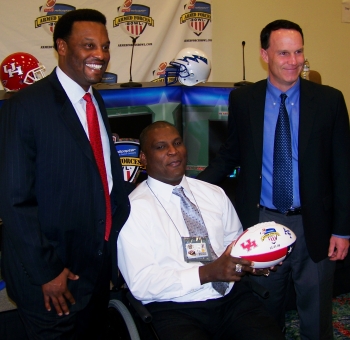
xmin=0 ymin=0 xmax=212 ymax=90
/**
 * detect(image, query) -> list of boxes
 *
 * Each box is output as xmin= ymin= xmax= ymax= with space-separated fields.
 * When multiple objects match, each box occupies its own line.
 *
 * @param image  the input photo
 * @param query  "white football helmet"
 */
xmin=166 ymin=47 xmax=211 ymax=86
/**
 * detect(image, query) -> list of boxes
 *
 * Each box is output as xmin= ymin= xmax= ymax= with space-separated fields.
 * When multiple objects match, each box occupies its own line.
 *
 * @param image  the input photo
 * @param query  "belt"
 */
xmin=260 ymin=205 xmax=302 ymax=216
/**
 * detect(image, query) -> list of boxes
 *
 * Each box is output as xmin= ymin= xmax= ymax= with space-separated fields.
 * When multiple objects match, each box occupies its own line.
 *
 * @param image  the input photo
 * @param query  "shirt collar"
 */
xmin=56 ymin=66 xmax=92 ymax=105
xmin=266 ymin=77 xmax=300 ymax=104
xmin=146 ymin=175 xmax=189 ymax=202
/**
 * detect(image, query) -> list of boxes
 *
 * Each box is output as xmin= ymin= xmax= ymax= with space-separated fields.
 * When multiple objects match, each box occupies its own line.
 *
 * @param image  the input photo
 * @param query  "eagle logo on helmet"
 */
xmin=165 ymin=47 xmax=211 ymax=86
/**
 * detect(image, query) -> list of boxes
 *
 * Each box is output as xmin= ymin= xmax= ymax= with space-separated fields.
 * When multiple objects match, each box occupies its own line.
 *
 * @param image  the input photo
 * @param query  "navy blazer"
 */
xmin=0 ymin=70 xmax=131 ymax=312
xmin=197 ymin=79 xmax=350 ymax=262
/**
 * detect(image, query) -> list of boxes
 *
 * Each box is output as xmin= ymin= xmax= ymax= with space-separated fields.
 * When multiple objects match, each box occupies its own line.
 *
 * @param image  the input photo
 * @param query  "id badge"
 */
xmin=182 ymin=236 xmax=213 ymax=262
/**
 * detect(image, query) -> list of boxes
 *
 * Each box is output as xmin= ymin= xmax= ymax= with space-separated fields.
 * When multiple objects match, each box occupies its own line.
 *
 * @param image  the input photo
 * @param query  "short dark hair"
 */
xmin=53 ymin=9 xmax=107 ymax=51
xmin=260 ymin=20 xmax=304 ymax=50
xmin=140 ymin=121 xmax=177 ymax=151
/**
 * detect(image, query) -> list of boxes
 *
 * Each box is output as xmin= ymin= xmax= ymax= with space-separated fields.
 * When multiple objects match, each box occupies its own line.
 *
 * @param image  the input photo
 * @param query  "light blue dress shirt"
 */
xmin=260 ymin=77 xmax=301 ymax=209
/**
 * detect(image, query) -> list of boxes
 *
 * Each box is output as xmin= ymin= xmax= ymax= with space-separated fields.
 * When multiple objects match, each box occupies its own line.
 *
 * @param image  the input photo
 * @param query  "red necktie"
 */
xmin=83 ymin=93 xmax=112 ymax=241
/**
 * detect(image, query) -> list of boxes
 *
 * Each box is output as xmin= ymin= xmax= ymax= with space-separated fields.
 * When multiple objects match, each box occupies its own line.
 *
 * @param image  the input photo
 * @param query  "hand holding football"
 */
xmin=231 ymin=221 xmax=296 ymax=268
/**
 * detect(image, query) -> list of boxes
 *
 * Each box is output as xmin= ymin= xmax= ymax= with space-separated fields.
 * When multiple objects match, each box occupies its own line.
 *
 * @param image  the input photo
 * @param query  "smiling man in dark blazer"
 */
xmin=0 ymin=9 xmax=131 ymax=339
xmin=197 ymin=20 xmax=350 ymax=339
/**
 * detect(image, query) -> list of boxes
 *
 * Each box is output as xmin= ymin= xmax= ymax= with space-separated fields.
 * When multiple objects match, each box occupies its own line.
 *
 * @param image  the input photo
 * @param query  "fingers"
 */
xmin=328 ymin=236 xmax=349 ymax=261
xmin=41 ymin=268 xmax=77 ymax=316
xmin=52 ymin=296 xmax=66 ymax=316
xmin=327 ymin=237 xmax=336 ymax=258
xmin=222 ymin=262 xmax=245 ymax=282
xmin=252 ymin=268 xmax=271 ymax=276
xmin=224 ymin=242 xmax=235 ymax=254
xmin=64 ymin=290 xmax=76 ymax=307
xmin=231 ymin=258 xmax=255 ymax=280
xmin=234 ymin=263 xmax=243 ymax=273
xmin=67 ymin=271 xmax=79 ymax=281
xmin=234 ymin=258 xmax=254 ymax=273
xmin=329 ymin=250 xmax=348 ymax=261
xmin=42 ymin=288 xmax=74 ymax=316
xmin=44 ymin=294 xmax=51 ymax=312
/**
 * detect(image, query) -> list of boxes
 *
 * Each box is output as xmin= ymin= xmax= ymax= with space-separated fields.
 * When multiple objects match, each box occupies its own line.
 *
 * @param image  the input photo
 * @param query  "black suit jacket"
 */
xmin=0 ymin=70 xmax=131 ymax=312
xmin=197 ymin=79 xmax=350 ymax=262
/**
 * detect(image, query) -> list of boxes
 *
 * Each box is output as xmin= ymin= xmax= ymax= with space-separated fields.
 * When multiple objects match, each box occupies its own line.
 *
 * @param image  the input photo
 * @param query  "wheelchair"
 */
xmin=106 ymin=276 xmax=269 ymax=340
xmin=106 ymin=285 xmax=159 ymax=340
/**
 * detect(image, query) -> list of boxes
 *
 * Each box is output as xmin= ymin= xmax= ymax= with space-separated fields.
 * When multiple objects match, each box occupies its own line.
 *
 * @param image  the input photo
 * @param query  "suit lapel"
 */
xmin=48 ymin=71 xmax=95 ymax=163
xmin=298 ymin=79 xmax=317 ymax=162
xmin=249 ymin=80 xmax=267 ymax=166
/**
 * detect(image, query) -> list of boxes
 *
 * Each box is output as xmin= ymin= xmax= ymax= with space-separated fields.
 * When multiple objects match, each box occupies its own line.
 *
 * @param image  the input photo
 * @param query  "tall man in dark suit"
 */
xmin=197 ymin=20 xmax=350 ymax=339
xmin=0 ymin=9 xmax=131 ymax=339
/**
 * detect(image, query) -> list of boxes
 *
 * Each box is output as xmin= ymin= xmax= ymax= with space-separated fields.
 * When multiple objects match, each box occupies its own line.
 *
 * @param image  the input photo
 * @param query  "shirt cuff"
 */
xmin=332 ymin=234 xmax=350 ymax=239
xmin=179 ymin=266 xmax=202 ymax=293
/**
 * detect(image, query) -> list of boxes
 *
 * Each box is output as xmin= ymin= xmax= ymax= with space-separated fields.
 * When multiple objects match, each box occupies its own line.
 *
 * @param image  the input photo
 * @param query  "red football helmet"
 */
xmin=0 ymin=52 xmax=46 ymax=92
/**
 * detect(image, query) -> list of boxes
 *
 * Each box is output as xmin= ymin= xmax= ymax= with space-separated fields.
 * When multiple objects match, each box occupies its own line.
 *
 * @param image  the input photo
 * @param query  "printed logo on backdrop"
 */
xmin=113 ymin=135 xmax=142 ymax=183
xmin=100 ymin=72 xmax=118 ymax=84
xmin=151 ymin=62 xmax=177 ymax=83
xmin=36 ymin=1 xmax=75 ymax=36
xmin=113 ymin=1 xmax=154 ymax=39
xmin=181 ymin=0 xmax=211 ymax=36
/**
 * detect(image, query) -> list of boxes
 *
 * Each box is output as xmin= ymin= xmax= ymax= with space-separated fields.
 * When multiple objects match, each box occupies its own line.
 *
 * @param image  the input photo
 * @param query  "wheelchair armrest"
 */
xmin=126 ymin=290 xmax=153 ymax=324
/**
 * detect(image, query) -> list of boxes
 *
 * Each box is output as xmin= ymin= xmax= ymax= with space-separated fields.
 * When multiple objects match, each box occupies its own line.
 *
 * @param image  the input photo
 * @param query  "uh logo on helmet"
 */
xmin=0 ymin=52 xmax=46 ymax=92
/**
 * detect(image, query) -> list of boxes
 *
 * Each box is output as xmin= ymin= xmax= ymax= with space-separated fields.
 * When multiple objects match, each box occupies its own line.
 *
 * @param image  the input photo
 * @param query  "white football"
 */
xmin=231 ymin=221 xmax=296 ymax=268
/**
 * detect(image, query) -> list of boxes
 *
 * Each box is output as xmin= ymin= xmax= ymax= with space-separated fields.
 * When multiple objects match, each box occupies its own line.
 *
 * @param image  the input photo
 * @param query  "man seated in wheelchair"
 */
xmin=117 ymin=121 xmax=284 ymax=340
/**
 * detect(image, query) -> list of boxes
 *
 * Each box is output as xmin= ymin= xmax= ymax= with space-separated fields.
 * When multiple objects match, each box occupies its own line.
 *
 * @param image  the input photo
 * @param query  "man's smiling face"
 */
xmin=56 ymin=21 xmax=110 ymax=91
xmin=140 ymin=124 xmax=187 ymax=186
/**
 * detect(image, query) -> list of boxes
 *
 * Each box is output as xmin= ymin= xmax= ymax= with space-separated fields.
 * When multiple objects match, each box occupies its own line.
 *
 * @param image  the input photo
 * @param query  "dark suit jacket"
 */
xmin=0 ymin=70 xmax=131 ymax=312
xmin=197 ymin=79 xmax=350 ymax=262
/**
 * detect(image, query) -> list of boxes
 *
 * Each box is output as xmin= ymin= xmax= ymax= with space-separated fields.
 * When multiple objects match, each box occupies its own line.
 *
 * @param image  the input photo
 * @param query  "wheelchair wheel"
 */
xmin=108 ymin=299 xmax=141 ymax=340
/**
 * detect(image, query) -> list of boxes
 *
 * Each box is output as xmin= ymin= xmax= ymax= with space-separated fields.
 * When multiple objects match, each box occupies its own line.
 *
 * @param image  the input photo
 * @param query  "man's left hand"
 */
xmin=328 ymin=236 xmax=349 ymax=261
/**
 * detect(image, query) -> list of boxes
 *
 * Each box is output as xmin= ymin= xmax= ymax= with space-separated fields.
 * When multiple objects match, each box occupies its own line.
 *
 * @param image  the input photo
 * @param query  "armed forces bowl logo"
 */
xmin=181 ymin=0 xmax=211 ymax=36
xmin=113 ymin=0 xmax=154 ymax=39
xmin=36 ymin=1 xmax=75 ymax=35
xmin=260 ymin=228 xmax=280 ymax=245
xmin=113 ymin=136 xmax=142 ymax=183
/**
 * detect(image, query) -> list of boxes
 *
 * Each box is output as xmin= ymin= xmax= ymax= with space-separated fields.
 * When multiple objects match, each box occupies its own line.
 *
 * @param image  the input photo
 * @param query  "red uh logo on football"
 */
xmin=240 ymin=239 xmax=257 ymax=252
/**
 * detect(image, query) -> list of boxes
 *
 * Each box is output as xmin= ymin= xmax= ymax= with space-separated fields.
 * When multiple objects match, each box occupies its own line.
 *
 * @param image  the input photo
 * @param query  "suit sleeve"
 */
xmin=196 ymin=89 xmax=241 ymax=184
xmin=0 ymin=98 xmax=64 ymax=286
xmin=331 ymin=90 xmax=350 ymax=235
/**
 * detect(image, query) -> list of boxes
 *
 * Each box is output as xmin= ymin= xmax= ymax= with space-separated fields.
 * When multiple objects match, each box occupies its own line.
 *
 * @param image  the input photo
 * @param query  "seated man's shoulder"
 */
xmin=188 ymin=177 xmax=226 ymax=198
xmin=129 ymin=180 xmax=149 ymax=201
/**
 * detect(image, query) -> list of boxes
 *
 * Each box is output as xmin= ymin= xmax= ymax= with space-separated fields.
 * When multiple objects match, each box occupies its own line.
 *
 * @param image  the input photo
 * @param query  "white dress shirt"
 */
xmin=55 ymin=67 xmax=112 ymax=192
xmin=117 ymin=175 xmax=243 ymax=304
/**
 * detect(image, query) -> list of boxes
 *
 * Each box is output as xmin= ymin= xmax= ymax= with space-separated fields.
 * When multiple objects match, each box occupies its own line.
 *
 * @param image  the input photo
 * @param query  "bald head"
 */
xmin=139 ymin=121 xmax=187 ymax=186
xmin=140 ymin=121 xmax=177 ymax=152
